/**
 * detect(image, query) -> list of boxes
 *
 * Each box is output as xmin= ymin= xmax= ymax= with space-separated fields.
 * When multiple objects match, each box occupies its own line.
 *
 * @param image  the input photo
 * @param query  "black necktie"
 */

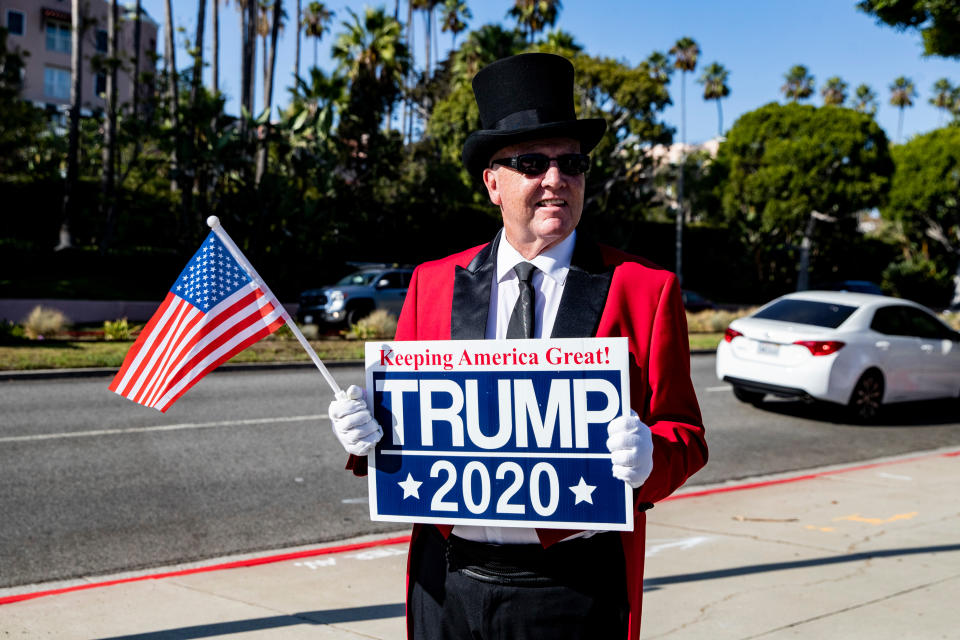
xmin=506 ymin=262 xmax=538 ymax=339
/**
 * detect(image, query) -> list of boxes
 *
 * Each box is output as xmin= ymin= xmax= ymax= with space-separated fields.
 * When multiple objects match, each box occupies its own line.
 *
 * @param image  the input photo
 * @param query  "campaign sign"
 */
xmin=364 ymin=338 xmax=633 ymax=531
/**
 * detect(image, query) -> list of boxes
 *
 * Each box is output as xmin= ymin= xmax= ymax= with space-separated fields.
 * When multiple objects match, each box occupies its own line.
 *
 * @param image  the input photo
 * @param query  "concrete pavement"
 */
xmin=1 ymin=447 xmax=957 ymax=639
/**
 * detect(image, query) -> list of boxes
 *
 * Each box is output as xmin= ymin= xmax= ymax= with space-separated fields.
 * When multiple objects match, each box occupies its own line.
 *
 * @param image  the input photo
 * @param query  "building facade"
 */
xmin=1 ymin=0 xmax=157 ymax=113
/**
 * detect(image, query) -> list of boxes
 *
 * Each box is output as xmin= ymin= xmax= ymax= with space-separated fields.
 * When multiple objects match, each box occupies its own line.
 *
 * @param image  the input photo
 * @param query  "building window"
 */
xmin=46 ymin=22 xmax=71 ymax=53
xmin=95 ymin=29 xmax=108 ymax=53
xmin=44 ymin=67 xmax=71 ymax=100
xmin=95 ymin=72 xmax=107 ymax=96
xmin=6 ymin=10 xmax=25 ymax=35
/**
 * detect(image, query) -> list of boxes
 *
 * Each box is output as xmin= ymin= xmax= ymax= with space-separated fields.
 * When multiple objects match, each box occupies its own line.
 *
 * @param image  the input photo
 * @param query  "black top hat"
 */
xmin=461 ymin=53 xmax=607 ymax=180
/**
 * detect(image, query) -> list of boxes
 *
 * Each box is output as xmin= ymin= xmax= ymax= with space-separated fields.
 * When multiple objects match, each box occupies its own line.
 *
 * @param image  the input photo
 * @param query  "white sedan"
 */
xmin=715 ymin=291 xmax=960 ymax=421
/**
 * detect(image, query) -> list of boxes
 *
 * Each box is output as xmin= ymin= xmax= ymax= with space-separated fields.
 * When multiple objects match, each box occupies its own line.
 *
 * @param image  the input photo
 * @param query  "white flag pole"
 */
xmin=206 ymin=216 xmax=343 ymax=396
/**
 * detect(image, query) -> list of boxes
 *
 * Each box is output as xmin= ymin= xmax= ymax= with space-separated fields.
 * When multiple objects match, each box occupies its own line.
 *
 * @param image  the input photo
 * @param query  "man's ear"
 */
xmin=482 ymin=168 xmax=502 ymax=206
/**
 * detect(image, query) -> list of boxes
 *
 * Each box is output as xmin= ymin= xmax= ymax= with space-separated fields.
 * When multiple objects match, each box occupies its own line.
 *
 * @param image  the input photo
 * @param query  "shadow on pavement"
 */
xmin=98 ymin=603 xmax=406 ymax=639
xmin=643 ymin=543 xmax=960 ymax=592
xmin=749 ymin=397 xmax=959 ymax=427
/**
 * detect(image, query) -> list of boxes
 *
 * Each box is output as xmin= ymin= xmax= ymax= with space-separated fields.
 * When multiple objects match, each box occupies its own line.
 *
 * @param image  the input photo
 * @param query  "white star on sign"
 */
xmin=569 ymin=477 xmax=596 ymax=505
xmin=398 ymin=473 xmax=422 ymax=500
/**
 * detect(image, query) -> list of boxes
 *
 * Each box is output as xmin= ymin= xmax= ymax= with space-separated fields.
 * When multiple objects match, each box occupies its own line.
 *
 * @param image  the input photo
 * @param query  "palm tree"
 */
xmin=332 ymin=7 xmax=410 ymax=134
xmin=257 ymin=0 xmax=284 ymax=184
xmin=820 ymin=76 xmax=847 ymax=106
xmin=540 ymin=29 xmax=582 ymax=54
xmin=411 ymin=0 xmax=441 ymax=77
xmin=59 ymin=0 xmax=91 ymax=251
xmin=889 ymin=75 xmax=917 ymax=142
xmin=781 ymin=64 xmax=814 ymax=102
xmin=507 ymin=0 xmax=562 ymax=44
xmin=669 ymin=36 xmax=698 ymax=286
xmin=645 ymin=51 xmax=672 ymax=83
xmin=451 ymin=23 xmax=525 ymax=86
xmin=294 ymin=0 xmax=301 ymax=80
xmin=697 ymin=61 xmax=729 ymax=137
xmin=930 ymin=78 xmax=955 ymax=125
xmin=100 ymin=0 xmax=120 ymax=251
xmin=440 ymin=0 xmax=471 ymax=48
xmin=852 ymin=83 xmax=878 ymax=115
xmin=238 ymin=0 xmax=258 ymax=117
xmin=303 ymin=2 xmax=332 ymax=70
xmin=212 ymin=0 xmax=219 ymax=93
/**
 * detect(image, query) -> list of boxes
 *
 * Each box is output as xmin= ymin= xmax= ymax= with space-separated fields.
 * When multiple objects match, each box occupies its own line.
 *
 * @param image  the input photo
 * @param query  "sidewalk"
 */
xmin=1 ymin=448 xmax=957 ymax=639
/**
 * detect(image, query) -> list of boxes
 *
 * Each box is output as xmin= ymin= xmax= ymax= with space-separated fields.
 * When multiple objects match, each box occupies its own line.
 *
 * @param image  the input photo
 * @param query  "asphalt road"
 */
xmin=1 ymin=356 xmax=958 ymax=588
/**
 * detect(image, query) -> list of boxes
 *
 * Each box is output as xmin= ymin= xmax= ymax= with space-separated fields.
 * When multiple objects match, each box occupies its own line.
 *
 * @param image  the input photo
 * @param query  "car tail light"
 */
xmin=794 ymin=340 xmax=845 ymax=356
xmin=724 ymin=328 xmax=743 ymax=343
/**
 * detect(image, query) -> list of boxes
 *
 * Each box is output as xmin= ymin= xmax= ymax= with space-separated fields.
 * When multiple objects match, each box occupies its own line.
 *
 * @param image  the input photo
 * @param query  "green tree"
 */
xmin=821 ymin=75 xmax=848 ymax=106
xmin=697 ymin=61 xmax=730 ymax=136
xmin=852 ymin=83 xmax=878 ymax=114
xmin=507 ymin=0 xmax=562 ymax=44
xmin=645 ymin=51 xmax=672 ymax=83
xmin=884 ymin=127 xmax=960 ymax=307
xmin=303 ymin=1 xmax=333 ymax=69
xmin=332 ymin=7 xmax=410 ymax=177
xmin=440 ymin=0 xmax=471 ymax=48
xmin=538 ymin=29 xmax=581 ymax=53
xmin=713 ymin=102 xmax=893 ymax=292
xmin=929 ymin=77 xmax=955 ymax=124
xmin=781 ymin=64 xmax=814 ymax=102
xmin=889 ymin=75 xmax=917 ymax=141
xmin=857 ymin=0 xmax=960 ymax=58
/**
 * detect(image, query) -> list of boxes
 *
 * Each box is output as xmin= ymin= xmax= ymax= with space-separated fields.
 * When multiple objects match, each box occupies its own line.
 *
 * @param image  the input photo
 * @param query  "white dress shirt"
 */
xmin=453 ymin=230 xmax=578 ymax=544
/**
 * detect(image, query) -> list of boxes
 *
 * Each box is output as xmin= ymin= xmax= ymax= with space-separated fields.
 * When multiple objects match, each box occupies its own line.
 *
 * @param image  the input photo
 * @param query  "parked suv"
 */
xmin=298 ymin=265 xmax=413 ymax=326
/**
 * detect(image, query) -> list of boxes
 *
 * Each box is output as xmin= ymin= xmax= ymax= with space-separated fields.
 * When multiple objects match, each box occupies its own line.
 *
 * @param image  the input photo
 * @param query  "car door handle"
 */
xmin=875 ymin=340 xmax=890 ymax=350
xmin=921 ymin=344 xmax=934 ymax=352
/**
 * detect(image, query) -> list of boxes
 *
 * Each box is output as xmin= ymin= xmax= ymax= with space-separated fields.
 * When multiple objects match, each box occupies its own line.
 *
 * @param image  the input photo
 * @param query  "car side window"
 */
xmin=378 ymin=272 xmax=405 ymax=289
xmin=870 ymin=306 xmax=906 ymax=335
xmin=901 ymin=308 xmax=951 ymax=340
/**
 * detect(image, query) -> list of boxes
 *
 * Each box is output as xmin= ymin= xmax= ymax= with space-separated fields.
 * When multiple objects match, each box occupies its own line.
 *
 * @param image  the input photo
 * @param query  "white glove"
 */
xmin=606 ymin=413 xmax=654 ymax=488
xmin=328 ymin=385 xmax=383 ymax=456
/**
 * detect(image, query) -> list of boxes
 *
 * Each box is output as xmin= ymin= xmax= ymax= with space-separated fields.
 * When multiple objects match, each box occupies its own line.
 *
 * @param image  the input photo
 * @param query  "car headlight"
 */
xmin=328 ymin=290 xmax=345 ymax=303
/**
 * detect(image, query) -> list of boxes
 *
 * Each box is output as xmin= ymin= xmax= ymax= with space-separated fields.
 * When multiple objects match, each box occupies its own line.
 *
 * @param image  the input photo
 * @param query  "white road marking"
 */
xmin=645 ymin=536 xmax=712 ymax=557
xmin=705 ymin=385 xmax=731 ymax=392
xmin=0 ymin=414 xmax=326 ymax=443
xmin=341 ymin=497 xmax=368 ymax=504
xmin=876 ymin=472 xmax=913 ymax=481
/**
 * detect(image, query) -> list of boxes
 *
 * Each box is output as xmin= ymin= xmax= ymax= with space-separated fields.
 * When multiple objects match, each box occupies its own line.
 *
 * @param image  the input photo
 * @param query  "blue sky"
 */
xmin=141 ymin=0 xmax=958 ymax=145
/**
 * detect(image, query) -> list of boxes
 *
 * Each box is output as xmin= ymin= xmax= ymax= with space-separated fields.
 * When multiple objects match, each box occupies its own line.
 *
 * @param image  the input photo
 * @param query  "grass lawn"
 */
xmin=0 ymin=333 xmax=724 ymax=370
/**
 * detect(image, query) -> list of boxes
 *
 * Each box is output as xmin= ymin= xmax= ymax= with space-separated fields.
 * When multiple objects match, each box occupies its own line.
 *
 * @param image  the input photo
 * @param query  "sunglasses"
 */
xmin=490 ymin=153 xmax=591 ymax=176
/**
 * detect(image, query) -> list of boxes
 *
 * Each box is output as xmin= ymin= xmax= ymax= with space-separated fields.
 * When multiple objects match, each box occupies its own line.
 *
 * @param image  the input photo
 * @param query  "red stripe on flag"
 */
xmin=118 ymin=298 xmax=196 ymax=402
xmin=139 ymin=307 xmax=207 ymax=408
xmin=148 ymin=290 xmax=269 ymax=401
xmin=132 ymin=302 xmax=198 ymax=405
xmin=109 ymin=294 xmax=178 ymax=394
xmin=155 ymin=314 xmax=286 ymax=411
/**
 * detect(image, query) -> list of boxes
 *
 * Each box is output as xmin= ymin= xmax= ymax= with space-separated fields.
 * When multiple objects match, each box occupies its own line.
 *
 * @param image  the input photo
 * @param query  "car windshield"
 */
xmin=335 ymin=271 xmax=379 ymax=286
xmin=752 ymin=299 xmax=858 ymax=329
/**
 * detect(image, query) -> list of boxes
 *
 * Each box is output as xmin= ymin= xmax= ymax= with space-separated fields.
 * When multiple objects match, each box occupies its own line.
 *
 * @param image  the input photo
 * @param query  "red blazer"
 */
xmin=350 ymin=232 xmax=708 ymax=639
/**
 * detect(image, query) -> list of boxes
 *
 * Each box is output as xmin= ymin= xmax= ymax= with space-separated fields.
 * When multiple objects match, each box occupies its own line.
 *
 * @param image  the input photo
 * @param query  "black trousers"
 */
xmin=409 ymin=525 xmax=629 ymax=640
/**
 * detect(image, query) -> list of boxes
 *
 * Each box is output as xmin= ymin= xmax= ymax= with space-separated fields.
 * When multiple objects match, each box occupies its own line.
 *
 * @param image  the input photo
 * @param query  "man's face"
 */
xmin=482 ymin=137 xmax=585 ymax=258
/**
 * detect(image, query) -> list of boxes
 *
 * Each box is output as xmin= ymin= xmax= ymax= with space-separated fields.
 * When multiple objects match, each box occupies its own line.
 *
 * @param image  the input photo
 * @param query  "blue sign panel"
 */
xmin=365 ymin=338 xmax=633 ymax=531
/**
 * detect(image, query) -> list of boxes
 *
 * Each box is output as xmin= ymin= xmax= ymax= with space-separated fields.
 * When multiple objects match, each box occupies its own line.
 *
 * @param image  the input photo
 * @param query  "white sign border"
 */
xmin=364 ymin=337 xmax=634 ymax=532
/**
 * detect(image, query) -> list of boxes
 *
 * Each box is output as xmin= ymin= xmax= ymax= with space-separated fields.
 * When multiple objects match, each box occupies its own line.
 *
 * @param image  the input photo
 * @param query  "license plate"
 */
xmin=757 ymin=341 xmax=779 ymax=355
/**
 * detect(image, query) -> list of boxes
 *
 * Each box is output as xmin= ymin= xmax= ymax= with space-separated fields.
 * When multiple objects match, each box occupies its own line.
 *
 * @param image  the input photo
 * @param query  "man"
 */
xmin=328 ymin=53 xmax=707 ymax=639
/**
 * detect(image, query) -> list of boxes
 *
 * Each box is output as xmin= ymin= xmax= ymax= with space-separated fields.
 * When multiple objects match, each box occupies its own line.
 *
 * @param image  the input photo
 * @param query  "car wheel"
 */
xmin=848 ymin=370 xmax=884 ymax=423
xmin=732 ymin=386 xmax=765 ymax=405
xmin=345 ymin=304 xmax=373 ymax=328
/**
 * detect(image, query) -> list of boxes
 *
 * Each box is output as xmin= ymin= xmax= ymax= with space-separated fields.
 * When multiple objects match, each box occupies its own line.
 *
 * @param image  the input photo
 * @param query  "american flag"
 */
xmin=110 ymin=231 xmax=286 ymax=412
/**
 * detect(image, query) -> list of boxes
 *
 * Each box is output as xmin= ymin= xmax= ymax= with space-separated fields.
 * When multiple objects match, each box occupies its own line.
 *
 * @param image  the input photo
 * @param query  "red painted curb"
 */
xmin=0 ymin=535 xmax=412 ymax=606
xmin=665 ymin=448 xmax=960 ymax=502
xmin=3 ymin=447 xmax=957 ymax=607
